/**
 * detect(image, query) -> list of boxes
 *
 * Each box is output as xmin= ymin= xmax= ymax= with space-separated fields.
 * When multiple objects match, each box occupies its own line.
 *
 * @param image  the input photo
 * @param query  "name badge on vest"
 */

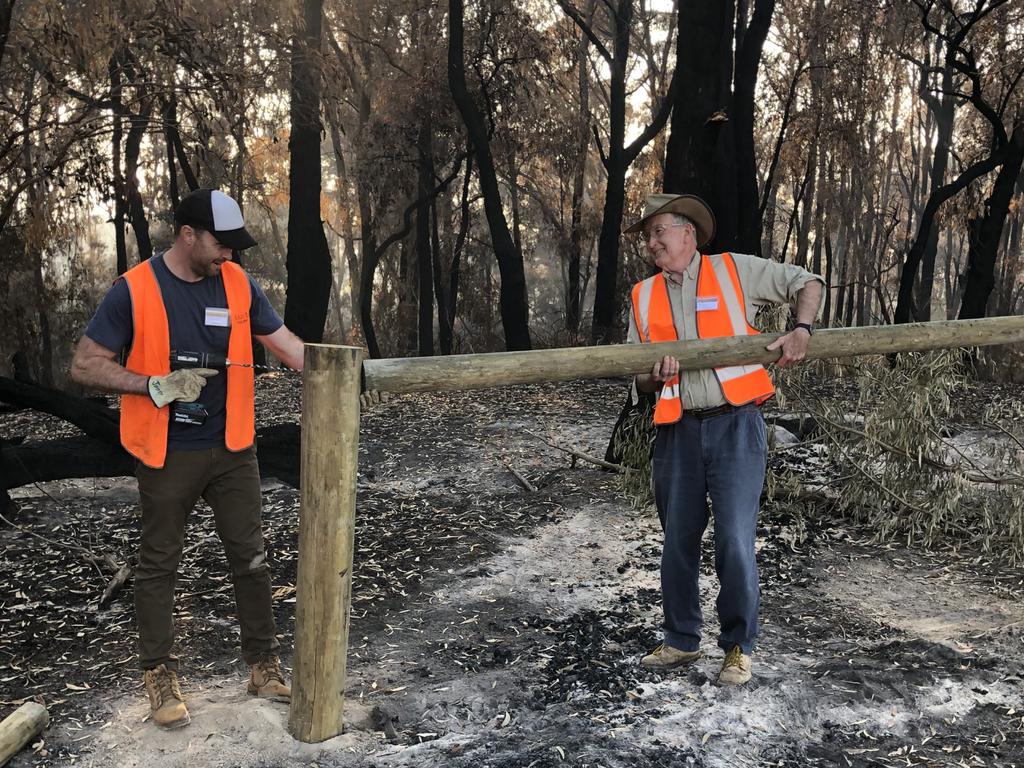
xmin=205 ymin=307 xmax=230 ymax=327
xmin=696 ymin=296 xmax=719 ymax=312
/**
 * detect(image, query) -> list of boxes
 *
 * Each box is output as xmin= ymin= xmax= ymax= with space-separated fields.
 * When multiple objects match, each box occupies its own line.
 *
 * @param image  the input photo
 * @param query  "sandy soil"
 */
xmin=3 ymin=378 xmax=1024 ymax=767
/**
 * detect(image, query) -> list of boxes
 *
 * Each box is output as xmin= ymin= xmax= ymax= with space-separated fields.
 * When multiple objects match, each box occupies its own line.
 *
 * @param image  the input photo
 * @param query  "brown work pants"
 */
xmin=134 ymin=445 xmax=279 ymax=670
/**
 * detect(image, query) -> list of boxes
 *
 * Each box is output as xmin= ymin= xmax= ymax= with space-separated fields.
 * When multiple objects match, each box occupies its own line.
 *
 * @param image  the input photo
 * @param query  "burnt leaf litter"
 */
xmin=2 ymin=374 xmax=1024 ymax=767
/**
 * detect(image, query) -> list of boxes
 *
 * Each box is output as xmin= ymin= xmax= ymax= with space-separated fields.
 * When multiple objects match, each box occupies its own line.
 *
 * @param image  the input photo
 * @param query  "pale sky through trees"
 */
xmin=0 ymin=0 xmax=1020 ymax=374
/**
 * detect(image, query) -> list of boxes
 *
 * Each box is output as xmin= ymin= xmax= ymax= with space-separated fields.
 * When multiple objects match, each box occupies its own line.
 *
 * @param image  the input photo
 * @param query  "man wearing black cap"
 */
xmin=71 ymin=189 xmax=305 ymax=728
xmin=624 ymin=193 xmax=823 ymax=686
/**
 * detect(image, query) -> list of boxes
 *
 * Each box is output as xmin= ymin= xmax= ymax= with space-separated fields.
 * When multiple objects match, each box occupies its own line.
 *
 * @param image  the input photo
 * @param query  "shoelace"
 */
xmin=256 ymin=659 xmax=285 ymax=684
xmin=723 ymin=647 xmax=745 ymax=668
xmin=151 ymin=669 xmax=183 ymax=704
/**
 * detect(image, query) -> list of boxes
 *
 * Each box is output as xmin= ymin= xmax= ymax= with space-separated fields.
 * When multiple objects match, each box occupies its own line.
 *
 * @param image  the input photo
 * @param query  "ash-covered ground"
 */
xmin=1 ymin=375 xmax=1022 ymax=768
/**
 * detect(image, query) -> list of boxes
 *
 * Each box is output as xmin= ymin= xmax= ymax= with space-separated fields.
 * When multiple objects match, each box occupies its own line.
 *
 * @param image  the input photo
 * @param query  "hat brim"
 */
xmin=212 ymin=227 xmax=258 ymax=251
xmin=624 ymin=194 xmax=716 ymax=249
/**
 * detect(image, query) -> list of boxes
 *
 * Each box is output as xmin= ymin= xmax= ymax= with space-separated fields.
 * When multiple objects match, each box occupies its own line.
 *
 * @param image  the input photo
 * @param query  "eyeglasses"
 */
xmin=641 ymin=223 xmax=689 ymax=241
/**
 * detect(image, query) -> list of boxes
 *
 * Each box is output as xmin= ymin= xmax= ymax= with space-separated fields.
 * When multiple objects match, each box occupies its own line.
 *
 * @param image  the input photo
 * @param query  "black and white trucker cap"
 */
xmin=174 ymin=188 xmax=258 ymax=251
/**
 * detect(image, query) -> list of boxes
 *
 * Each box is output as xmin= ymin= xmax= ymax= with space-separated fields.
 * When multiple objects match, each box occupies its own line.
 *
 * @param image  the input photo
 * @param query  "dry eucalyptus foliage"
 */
xmin=775 ymin=351 xmax=1024 ymax=563
xmin=612 ymin=394 xmax=655 ymax=510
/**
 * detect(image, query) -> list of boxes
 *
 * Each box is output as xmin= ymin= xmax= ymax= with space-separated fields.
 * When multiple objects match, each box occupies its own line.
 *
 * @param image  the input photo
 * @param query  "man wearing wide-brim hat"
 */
xmin=624 ymin=193 xmax=824 ymax=685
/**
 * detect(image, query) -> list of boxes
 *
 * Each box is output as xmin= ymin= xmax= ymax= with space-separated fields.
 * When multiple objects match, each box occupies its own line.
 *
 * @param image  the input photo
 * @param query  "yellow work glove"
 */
xmin=147 ymin=368 xmax=219 ymax=408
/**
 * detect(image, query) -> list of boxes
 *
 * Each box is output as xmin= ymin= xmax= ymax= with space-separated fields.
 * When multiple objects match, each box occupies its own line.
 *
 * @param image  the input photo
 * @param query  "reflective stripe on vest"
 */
xmin=120 ymin=260 xmax=255 ymax=468
xmin=631 ymin=274 xmax=682 ymax=424
xmin=631 ymin=253 xmax=775 ymax=426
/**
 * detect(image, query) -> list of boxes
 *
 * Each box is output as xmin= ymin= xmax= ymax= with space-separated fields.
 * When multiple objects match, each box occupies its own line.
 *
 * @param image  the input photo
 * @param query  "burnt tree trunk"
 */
xmin=581 ymin=0 xmax=677 ymax=344
xmin=823 ymin=231 xmax=834 ymax=325
xmin=0 ymin=0 xmax=14 ymax=73
xmin=162 ymin=96 xmax=181 ymax=208
xmin=358 ymin=194 xmax=382 ymax=358
xmin=430 ymin=196 xmax=447 ymax=352
xmin=448 ymin=0 xmax=532 ymax=351
xmin=665 ymin=0 xmax=728 ymax=203
xmin=164 ymin=93 xmax=199 ymax=193
xmin=283 ymin=0 xmax=332 ymax=343
xmin=17 ymin=72 xmax=53 ymax=386
xmin=0 ymin=377 xmax=303 ymax=492
xmin=440 ymin=150 xmax=472 ymax=356
xmin=894 ymin=152 xmax=1003 ymax=324
xmin=589 ymin=0 xmax=633 ymax=345
xmin=1 ymin=425 xmax=303 ymax=493
xmin=666 ymin=0 xmax=772 ymax=255
xmin=416 ymin=121 xmax=435 ymax=356
xmin=732 ymin=0 xmax=774 ymax=255
xmin=0 ymin=377 xmax=119 ymax=443
xmin=124 ymin=97 xmax=153 ymax=263
xmin=326 ymin=106 xmax=360 ymax=334
xmin=567 ymin=15 xmax=590 ymax=336
xmin=959 ymin=124 xmax=1024 ymax=320
xmin=913 ymin=61 xmax=954 ymax=321
xmin=110 ymin=52 xmax=127 ymax=276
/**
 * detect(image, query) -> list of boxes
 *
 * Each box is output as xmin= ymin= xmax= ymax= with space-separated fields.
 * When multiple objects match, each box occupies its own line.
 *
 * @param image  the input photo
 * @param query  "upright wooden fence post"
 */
xmin=288 ymin=344 xmax=363 ymax=743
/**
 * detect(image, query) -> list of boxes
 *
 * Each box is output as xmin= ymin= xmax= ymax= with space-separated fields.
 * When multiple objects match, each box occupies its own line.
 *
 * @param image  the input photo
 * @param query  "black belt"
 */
xmin=684 ymin=403 xmax=752 ymax=420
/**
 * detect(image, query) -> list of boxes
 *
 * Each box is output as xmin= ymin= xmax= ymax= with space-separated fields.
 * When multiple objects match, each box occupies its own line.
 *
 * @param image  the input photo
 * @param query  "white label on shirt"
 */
xmin=696 ymin=296 xmax=719 ymax=312
xmin=205 ymin=307 xmax=231 ymax=327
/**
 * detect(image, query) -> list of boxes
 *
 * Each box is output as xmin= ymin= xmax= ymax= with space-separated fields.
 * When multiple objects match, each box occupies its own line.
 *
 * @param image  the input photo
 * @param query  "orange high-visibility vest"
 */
xmin=120 ymin=260 xmax=255 ymax=468
xmin=631 ymin=252 xmax=775 ymax=425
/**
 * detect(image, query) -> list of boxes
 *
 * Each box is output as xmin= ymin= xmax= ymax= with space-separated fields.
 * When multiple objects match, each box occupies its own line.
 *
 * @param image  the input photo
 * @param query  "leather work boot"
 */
xmin=718 ymin=645 xmax=753 ymax=685
xmin=143 ymin=664 xmax=191 ymax=729
xmin=640 ymin=643 xmax=702 ymax=671
xmin=247 ymin=656 xmax=291 ymax=702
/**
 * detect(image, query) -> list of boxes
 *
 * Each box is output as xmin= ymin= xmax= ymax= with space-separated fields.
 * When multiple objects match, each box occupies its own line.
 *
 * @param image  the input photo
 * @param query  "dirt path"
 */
xmin=72 ymin=494 xmax=1024 ymax=768
xmin=3 ymin=380 xmax=1024 ymax=767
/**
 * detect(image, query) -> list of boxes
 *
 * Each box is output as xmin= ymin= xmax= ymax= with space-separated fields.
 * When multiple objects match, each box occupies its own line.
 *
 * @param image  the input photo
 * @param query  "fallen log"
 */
xmin=0 ymin=376 xmax=118 ymax=443
xmin=0 ymin=702 xmax=49 ymax=765
xmin=363 ymin=316 xmax=1024 ymax=393
xmin=1 ymin=423 xmax=301 ymax=494
xmin=1 ymin=436 xmax=133 ymax=488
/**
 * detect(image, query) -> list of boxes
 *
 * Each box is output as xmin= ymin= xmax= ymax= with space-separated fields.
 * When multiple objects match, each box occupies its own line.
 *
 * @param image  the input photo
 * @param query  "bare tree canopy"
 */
xmin=0 ymin=0 xmax=1019 ymax=374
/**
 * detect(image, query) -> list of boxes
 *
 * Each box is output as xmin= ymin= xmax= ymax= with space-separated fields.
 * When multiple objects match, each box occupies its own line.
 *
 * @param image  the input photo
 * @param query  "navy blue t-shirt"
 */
xmin=85 ymin=254 xmax=284 ymax=450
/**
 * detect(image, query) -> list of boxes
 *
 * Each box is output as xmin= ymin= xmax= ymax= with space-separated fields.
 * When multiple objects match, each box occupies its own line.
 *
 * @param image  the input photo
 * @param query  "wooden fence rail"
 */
xmin=363 ymin=316 xmax=1024 ymax=394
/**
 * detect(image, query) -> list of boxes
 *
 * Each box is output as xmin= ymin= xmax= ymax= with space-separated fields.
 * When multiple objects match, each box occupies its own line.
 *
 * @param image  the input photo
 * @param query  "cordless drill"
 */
xmin=170 ymin=350 xmax=294 ymax=373
xmin=170 ymin=350 xmax=233 ymax=370
xmin=167 ymin=351 xmax=243 ymax=426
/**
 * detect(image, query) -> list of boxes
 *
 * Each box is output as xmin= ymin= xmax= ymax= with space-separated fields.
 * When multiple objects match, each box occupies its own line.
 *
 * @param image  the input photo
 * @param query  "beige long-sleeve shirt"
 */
xmin=627 ymin=252 xmax=825 ymax=410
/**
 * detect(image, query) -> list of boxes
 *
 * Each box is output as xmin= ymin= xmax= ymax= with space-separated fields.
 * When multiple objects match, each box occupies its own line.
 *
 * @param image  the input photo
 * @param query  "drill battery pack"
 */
xmin=171 ymin=402 xmax=208 ymax=426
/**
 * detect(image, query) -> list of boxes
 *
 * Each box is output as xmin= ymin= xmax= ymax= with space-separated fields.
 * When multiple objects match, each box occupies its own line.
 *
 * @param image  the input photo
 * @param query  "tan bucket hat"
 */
xmin=624 ymin=193 xmax=716 ymax=248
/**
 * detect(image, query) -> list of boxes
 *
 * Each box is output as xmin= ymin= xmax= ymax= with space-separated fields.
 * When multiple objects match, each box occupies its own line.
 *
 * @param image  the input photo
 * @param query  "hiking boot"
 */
xmin=143 ymin=664 xmax=191 ymax=729
xmin=640 ymin=643 xmax=702 ymax=671
xmin=247 ymin=656 xmax=291 ymax=702
xmin=718 ymin=645 xmax=752 ymax=685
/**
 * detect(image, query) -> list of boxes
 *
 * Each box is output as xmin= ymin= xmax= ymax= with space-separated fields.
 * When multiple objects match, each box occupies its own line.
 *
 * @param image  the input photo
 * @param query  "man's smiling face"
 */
xmin=644 ymin=213 xmax=698 ymax=275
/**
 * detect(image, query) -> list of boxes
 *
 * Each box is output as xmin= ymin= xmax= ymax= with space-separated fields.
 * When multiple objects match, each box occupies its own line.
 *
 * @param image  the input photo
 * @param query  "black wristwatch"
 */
xmin=794 ymin=322 xmax=813 ymax=336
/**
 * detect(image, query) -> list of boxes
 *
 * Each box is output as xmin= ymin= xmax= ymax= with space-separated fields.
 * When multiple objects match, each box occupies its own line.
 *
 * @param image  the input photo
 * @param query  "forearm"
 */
xmin=71 ymin=351 xmax=148 ymax=396
xmin=257 ymin=326 xmax=305 ymax=371
xmin=794 ymin=280 xmax=823 ymax=325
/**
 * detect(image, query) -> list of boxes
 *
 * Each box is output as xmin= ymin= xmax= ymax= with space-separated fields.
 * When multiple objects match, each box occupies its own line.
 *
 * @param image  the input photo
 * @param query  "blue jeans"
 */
xmin=652 ymin=405 xmax=767 ymax=655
